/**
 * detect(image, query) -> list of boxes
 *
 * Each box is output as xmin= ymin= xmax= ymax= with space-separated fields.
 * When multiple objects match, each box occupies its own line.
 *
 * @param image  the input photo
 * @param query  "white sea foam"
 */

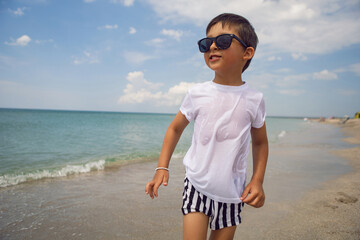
xmin=278 ymin=130 xmax=286 ymax=138
xmin=0 ymin=159 xmax=106 ymax=188
xmin=172 ymin=152 xmax=186 ymax=159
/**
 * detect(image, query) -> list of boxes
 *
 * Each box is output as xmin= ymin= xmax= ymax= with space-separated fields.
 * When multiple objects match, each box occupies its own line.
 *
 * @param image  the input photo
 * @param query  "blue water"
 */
xmin=0 ymin=108 xmax=305 ymax=187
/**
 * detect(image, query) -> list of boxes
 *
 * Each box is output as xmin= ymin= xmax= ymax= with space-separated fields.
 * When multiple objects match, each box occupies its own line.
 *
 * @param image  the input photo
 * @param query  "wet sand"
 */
xmin=0 ymin=119 xmax=359 ymax=239
xmin=260 ymin=119 xmax=360 ymax=240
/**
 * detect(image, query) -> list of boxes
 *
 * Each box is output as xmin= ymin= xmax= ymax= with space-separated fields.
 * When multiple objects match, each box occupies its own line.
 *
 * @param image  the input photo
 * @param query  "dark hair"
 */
xmin=206 ymin=13 xmax=258 ymax=72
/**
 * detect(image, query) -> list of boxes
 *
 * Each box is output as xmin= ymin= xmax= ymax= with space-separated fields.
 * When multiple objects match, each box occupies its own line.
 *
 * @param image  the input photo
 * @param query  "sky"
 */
xmin=0 ymin=0 xmax=359 ymax=117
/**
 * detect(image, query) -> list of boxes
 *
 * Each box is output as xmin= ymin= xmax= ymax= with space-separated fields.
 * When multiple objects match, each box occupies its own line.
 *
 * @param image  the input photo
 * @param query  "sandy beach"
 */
xmin=0 ymin=119 xmax=359 ymax=239
xmin=261 ymin=119 xmax=360 ymax=240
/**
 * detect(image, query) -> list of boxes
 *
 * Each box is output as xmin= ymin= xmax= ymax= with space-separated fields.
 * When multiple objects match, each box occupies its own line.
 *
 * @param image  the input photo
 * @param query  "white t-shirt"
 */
xmin=180 ymin=81 xmax=266 ymax=203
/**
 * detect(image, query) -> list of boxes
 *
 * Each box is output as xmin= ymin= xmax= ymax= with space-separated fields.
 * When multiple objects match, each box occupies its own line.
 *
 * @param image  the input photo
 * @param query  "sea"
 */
xmin=0 ymin=108 xmax=307 ymax=188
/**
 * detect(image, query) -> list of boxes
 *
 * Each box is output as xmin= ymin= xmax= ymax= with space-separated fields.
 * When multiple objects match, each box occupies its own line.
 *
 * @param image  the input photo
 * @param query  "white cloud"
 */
xmin=123 ymin=0 xmax=135 ymax=6
xmin=164 ymin=82 xmax=197 ymax=106
xmin=161 ymin=29 xmax=183 ymax=41
xmin=118 ymin=71 xmax=163 ymax=104
xmin=146 ymin=38 xmax=165 ymax=48
xmin=274 ymin=3 xmax=316 ymax=21
xmin=276 ymin=68 xmax=292 ymax=73
xmin=291 ymin=53 xmax=307 ymax=61
xmin=336 ymin=62 xmax=360 ymax=77
xmin=84 ymin=0 xmax=95 ymax=2
xmin=255 ymin=68 xmax=339 ymax=89
xmin=118 ymin=71 xmax=196 ymax=106
xmin=313 ymin=70 xmax=338 ymax=80
xmin=348 ymin=63 xmax=360 ymax=77
xmin=125 ymin=71 xmax=163 ymax=90
xmin=124 ymin=51 xmax=154 ymax=65
xmin=129 ymin=27 xmax=136 ymax=34
xmin=72 ymin=51 xmax=100 ymax=65
xmin=145 ymin=0 xmax=360 ymax=56
xmin=267 ymin=56 xmax=282 ymax=61
xmin=5 ymin=35 xmax=31 ymax=46
xmin=98 ymin=24 xmax=118 ymax=30
xmin=4 ymin=35 xmax=55 ymax=47
xmin=9 ymin=7 xmax=26 ymax=16
xmin=276 ymin=73 xmax=311 ymax=87
xmin=149 ymin=38 xmax=165 ymax=44
xmin=111 ymin=0 xmax=134 ymax=6
xmin=35 ymin=39 xmax=54 ymax=44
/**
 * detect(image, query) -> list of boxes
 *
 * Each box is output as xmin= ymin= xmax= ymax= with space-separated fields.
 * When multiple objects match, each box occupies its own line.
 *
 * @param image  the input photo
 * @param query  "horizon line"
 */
xmin=0 ymin=107 xmax=348 ymax=119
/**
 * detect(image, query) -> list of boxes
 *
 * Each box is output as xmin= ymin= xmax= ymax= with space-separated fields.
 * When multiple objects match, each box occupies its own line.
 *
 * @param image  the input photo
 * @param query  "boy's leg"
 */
xmin=209 ymin=226 xmax=237 ymax=240
xmin=183 ymin=212 xmax=209 ymax=240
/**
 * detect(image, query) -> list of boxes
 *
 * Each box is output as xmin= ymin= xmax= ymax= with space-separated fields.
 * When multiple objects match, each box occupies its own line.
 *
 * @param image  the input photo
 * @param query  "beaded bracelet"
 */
xmin=155 ymin=167 xmax=169 ymax=172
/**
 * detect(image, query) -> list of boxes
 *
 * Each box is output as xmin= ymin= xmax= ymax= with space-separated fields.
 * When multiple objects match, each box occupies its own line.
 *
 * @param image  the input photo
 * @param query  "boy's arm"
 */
xmin=145 ymin=111 xmax=189 ymax=199
xmin=240 ymin=123 xmax=269 ymax=208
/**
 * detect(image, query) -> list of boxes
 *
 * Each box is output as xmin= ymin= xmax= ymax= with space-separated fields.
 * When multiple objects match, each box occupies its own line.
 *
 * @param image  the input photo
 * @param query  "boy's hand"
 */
xmin=145 ymin=170 xmax=169 ymax=199
xmin=240 ymin=180 xmax=265 ymax=208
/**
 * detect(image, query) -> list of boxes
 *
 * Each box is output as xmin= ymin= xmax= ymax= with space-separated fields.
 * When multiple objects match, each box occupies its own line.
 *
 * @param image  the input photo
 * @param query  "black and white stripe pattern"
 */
xmin=182 ymin=178 xmax=243 ymax=230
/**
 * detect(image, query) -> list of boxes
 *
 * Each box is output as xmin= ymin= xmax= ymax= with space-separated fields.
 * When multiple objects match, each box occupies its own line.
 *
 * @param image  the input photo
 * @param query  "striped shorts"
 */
xmin=181 ymin=178 xmax=244 ymax=230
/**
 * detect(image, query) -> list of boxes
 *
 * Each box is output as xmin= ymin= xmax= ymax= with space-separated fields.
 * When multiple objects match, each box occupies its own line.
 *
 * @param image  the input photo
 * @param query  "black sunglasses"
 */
xmin=197 ymin=34 xmax=248 ymax=53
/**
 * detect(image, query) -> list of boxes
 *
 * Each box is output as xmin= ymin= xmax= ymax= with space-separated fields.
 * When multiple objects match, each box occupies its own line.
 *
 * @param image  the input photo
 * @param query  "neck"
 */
xmin=213 ymin=71 xmax=244 ymax=86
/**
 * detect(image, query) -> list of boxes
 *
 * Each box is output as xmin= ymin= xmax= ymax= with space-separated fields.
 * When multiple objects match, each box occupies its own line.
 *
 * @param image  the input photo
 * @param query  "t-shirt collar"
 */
xmin=210 ymin=80 xmax=247 ymax=92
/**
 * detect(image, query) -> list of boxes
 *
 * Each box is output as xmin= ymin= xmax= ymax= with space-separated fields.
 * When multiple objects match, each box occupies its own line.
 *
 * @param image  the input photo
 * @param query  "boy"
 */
xmin=145 ymin=13 xmax=268 ymax=240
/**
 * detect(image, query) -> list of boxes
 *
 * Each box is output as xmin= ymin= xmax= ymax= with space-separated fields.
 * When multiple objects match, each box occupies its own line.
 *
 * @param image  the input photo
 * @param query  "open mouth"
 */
xmin=210 ymin=55 xmax=221 ymax=60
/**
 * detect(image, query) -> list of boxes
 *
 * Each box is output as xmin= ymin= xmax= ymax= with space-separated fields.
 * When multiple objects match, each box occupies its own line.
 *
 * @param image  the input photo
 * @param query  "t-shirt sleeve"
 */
xmin=251 ymin=96 xmax=266 ymax=128
xmin=180 ymin=91 xmax=195 ymax=122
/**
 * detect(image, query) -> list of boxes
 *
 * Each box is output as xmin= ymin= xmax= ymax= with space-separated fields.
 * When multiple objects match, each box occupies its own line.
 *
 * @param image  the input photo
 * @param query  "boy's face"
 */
xmin=204 ymin=23 xmax=248 ymax=74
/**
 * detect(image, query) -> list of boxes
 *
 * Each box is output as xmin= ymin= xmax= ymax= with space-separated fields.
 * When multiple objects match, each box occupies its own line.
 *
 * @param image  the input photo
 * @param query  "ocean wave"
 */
xmin=172 ymin=152 xmax=186 ymax=159
xmin=278 ymin=130 xmax=286 ymax=138
xmin=0 ymin=160 xmax=105 ymax=188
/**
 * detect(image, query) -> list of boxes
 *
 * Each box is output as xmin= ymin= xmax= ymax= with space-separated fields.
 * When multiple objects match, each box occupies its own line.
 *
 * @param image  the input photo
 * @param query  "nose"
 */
xmin=209 ymin=40 xmax=218 ymax=50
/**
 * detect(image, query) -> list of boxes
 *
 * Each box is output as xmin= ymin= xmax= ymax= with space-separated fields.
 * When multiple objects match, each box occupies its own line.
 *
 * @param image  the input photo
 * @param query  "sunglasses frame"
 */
xmin=197 ymin=34 xmax=249 ymax=53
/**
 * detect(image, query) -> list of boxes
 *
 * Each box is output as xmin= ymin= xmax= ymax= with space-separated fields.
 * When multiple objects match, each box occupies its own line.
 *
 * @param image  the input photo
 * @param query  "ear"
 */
xmin=243 ymin=47 xmax=255 ymax=60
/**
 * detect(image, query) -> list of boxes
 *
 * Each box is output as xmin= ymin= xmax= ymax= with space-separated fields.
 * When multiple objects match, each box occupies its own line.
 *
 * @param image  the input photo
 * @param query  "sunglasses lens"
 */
xmin=198 ymin=34 xmax=234 ymax=52
xmin=216 ymin=35 xmax=232 ymax=49
xmin=198 ymin=39 xmax=212 ymax=53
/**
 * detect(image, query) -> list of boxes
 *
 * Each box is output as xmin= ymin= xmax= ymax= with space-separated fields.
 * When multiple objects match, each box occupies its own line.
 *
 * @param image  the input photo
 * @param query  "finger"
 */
xmin=145 ymin=182 xmax=155 ymax=199
xmin=240 ymin=186 xmax=251 ymax=201
xmin=145 ymin=182 xmax=151 ymax=194
xmin=145 ymin=181 xmax=154 ymax=193
xmin=249 ymin=193 xmax=265 ymax=207
xmin=153 ymin=182 xmax=162 ymax=197
xmin=251 ymin=198 xmax=263 ymax=208
xmin=148 ymin=190 xmax=154 ymax=199
xmin=256 ymin=199 xmax=264 ymax=208
xmin=256 ymin=195 xmax=265 ymax=208
xmin=248 ymin=196 xmax=259 ymax=207
xmin=244 ymin=192 xmax=257 ymax=204
xmin=242 ymin=194 xmax=252 ymax=203
xmin=163 ymin=174 xmax=169 ymax=186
